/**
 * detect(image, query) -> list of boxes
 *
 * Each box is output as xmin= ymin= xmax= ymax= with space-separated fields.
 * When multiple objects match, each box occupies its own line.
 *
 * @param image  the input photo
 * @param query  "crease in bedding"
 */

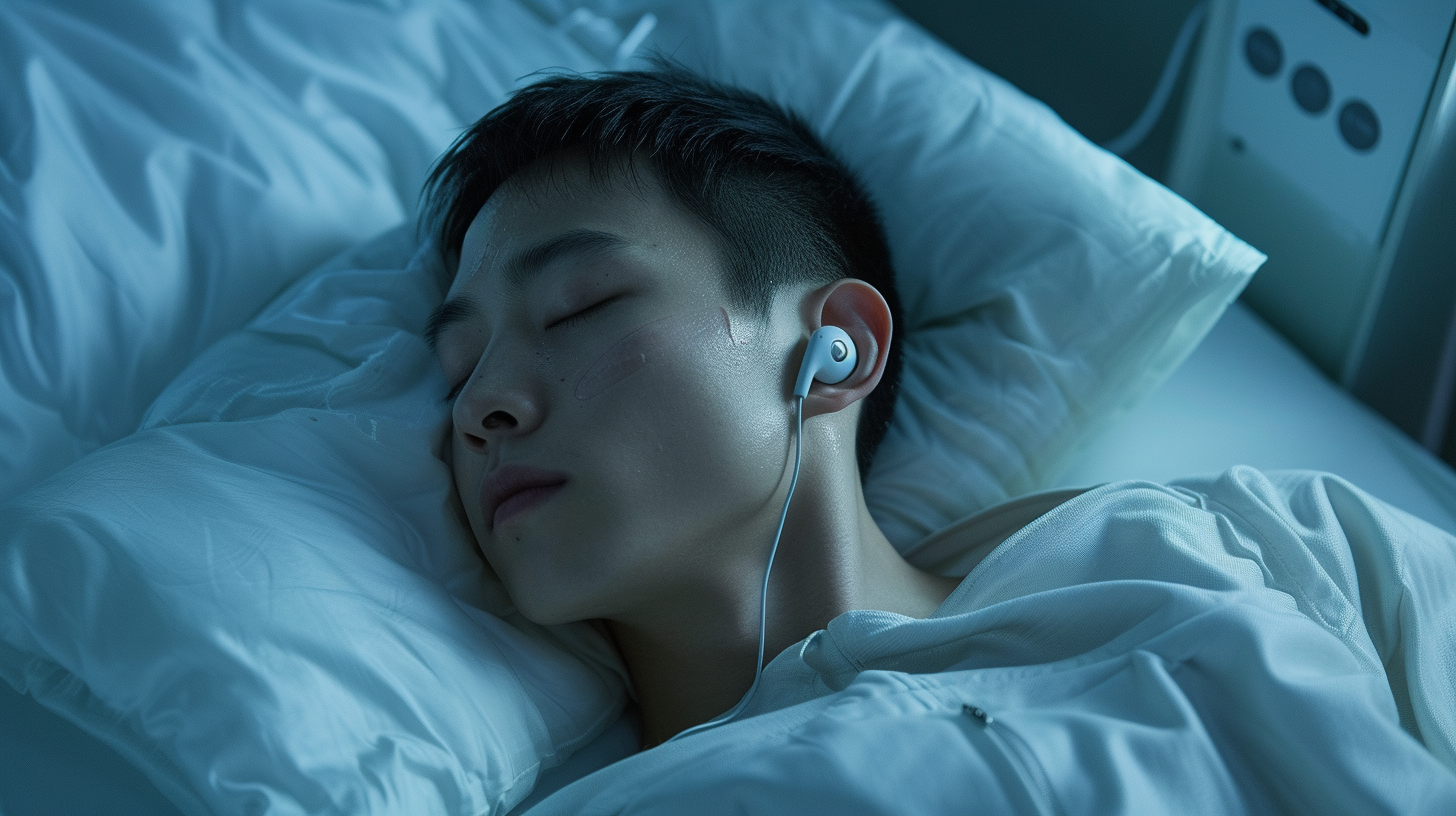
xmin=518 ymin=466 xmax=1456 ymax=815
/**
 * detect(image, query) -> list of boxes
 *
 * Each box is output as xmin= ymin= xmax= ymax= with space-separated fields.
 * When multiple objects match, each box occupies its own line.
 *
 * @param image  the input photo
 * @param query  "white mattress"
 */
xmin=6 ymin=291 xmax=1453 ymax=813
xmin=1055 ymin=298 xmax=1456 ymax=536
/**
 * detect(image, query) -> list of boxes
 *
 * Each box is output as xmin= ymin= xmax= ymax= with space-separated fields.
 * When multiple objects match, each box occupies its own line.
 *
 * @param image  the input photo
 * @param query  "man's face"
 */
xmin=433 ymin=152 xmax=799 ymax=625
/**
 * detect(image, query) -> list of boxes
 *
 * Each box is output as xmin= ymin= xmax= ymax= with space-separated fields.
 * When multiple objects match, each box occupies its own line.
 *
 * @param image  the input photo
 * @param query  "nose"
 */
xmin=452 ymin=366 xmax=544 ymax=452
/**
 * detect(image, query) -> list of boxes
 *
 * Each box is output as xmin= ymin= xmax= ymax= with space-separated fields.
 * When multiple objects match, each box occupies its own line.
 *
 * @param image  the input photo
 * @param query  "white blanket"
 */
xmin=521 ymin=466 xmax=1456 ymax=815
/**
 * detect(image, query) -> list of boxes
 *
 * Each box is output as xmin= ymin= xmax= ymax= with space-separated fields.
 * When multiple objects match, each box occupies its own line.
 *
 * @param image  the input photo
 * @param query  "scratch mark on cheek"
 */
xmin=723 ymin=306 xmax=755 ymax=347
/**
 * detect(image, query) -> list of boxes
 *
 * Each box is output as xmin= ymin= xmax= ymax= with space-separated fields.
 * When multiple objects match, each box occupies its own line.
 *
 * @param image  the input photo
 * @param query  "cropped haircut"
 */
xmin=420 ymin=60 xmax=902 ymax=482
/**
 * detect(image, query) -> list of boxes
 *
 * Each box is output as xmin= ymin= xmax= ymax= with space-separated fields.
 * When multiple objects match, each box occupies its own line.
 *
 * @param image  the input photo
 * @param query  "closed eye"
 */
xmin=442 ymin=295 xmax=626 ymax=404
xmin=547 ymin=294 xmax=622 ymax=330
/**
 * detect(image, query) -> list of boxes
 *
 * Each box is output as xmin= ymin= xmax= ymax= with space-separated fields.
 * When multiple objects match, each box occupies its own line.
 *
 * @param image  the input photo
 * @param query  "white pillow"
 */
xmin=0 ymin=0 xmax=1264 ymax=813
xmin=0 ymin=0 xmax=615 ymax=503
xmin=1 ymin=228 xmax=629 ymax=816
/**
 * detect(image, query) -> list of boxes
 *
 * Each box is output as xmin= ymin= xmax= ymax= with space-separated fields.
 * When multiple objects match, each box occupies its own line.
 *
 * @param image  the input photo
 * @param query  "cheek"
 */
xmin=574 ymin=307 xmax=784 ymax=513
xmin=575 ymin=306 xmax=769 ymax=446
xmin=574 ymin=306 xmax=753 ymax=400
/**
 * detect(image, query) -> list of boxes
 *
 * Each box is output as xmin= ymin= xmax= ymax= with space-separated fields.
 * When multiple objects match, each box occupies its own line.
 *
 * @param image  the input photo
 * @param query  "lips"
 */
xmin=480 ymin=464 xmax=568 ymax=530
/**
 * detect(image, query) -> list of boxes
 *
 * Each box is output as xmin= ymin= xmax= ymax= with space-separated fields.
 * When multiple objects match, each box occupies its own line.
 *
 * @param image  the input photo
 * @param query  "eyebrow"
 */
xmin=423 ymin=228 xmax=630 ymax=351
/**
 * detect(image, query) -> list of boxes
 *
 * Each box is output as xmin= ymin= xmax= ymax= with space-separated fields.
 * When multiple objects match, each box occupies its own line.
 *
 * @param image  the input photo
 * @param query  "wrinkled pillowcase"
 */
xmin=0 ymin=0 xmax=615 ymax=502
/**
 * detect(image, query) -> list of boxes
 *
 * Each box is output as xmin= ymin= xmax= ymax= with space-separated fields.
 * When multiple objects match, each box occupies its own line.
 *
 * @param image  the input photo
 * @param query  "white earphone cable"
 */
xmin=667 ymin=394 xmax=803 ymax=743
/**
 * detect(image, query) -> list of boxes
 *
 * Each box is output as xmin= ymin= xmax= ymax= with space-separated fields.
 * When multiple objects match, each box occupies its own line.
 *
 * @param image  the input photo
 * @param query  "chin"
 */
xmin=512 ymin=596 xmax=589 ymax=627
xmin=505 ymin=573 xmax=597 ymax=627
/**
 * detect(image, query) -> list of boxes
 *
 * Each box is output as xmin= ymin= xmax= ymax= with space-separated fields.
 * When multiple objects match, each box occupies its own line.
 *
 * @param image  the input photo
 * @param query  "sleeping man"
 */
xmin=420 ymin=64 xmax=1456 ymax=812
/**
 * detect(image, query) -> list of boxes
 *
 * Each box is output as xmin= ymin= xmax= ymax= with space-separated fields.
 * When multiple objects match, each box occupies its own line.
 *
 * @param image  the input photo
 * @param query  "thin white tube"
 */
xmin=1101 ymin=1 xmax=1209 ymax=157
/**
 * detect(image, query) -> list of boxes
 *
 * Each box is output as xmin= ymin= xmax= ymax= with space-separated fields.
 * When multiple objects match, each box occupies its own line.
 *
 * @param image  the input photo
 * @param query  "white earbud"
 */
xmin=793 ymin=325 xmax=857 ymax=399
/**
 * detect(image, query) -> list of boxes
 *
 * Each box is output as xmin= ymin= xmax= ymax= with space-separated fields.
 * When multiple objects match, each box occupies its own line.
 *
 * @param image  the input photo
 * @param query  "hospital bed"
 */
xmin=3 ymin=1 xmax=1454 ymax=814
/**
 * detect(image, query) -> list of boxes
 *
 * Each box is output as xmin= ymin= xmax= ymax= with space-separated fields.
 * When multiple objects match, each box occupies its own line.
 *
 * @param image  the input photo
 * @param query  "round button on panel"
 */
xmin=1291 ymin=64 xmax=1331 ymax=113
xmin=1339 ymin=100 xmax=1380 ymax=151
xmin=1244 ymin=27 xmax=1283 ymax=76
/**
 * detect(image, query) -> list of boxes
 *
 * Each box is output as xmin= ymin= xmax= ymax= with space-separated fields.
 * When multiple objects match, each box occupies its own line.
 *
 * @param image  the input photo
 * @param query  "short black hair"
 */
xmin=420 ymin=59 xmax=902 ymax=482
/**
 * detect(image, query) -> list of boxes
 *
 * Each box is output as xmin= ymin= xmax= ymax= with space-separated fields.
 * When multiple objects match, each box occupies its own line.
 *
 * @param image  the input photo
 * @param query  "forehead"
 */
xmin=425 ymin=152 xmax=729 ymax=351
xmin=451 ymin=151 xmax=720 ymax=301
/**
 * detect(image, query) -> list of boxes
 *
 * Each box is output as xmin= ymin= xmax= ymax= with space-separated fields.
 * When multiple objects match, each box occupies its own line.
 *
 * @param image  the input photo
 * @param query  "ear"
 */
xmin=795 ymin=279 xmax=892 ymax=420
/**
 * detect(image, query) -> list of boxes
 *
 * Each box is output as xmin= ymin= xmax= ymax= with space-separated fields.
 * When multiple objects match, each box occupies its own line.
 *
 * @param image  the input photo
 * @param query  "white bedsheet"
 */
xmin=518 ymin=467 xmax=1456 ymax=815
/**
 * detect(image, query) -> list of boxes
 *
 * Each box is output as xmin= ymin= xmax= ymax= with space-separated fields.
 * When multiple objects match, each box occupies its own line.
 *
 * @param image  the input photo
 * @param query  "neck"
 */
xmin=605 ymin=484 xmax=959 ymax=749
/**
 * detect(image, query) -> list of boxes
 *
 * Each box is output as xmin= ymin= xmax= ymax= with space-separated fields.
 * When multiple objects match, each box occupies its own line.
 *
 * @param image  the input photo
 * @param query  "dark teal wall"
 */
xmin=885 ymin=0 xmax=1203 ymax=182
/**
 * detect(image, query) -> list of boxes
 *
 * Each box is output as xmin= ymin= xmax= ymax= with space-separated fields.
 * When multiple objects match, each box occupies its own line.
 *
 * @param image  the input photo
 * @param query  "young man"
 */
xmin=420 ymin=65 xmax=962 ymax=747
xmin=420 ymin=65 xmax=1456 ymax=811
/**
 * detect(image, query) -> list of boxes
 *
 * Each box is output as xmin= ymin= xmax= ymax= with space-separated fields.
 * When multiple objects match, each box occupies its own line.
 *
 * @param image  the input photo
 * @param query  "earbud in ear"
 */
xmin=793 ymin=325 xmax=858 ymax=398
